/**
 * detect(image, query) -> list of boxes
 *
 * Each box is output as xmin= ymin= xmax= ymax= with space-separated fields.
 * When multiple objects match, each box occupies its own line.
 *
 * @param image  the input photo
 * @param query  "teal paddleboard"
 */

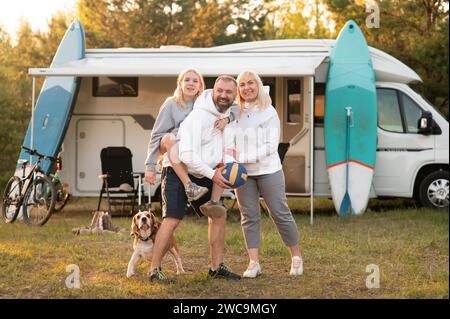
xmin=17 ymin=20 xmax=85 ymax=175
xmin=324 ymin=20 xmax=377 ymax=216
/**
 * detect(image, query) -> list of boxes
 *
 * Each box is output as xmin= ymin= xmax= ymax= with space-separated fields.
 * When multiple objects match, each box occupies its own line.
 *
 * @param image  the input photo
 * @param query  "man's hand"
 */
xmin=225 ymin=148 xmax=239 ymax=161
xmin=212 ymin=165 xmax=231 ymax=189
xmin=214 ymin=117 xmax=229 ymax=131
xmin=144 ymin=170 xmax=156 ymax=185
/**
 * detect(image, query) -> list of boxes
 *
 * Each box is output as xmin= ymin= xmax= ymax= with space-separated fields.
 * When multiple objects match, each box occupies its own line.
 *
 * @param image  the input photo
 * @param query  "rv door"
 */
xmin=75 ymin=118 xmax=125 ymax=193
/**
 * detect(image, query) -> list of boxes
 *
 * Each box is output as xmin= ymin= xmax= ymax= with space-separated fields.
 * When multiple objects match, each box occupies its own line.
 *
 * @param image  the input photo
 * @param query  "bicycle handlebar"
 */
xmin=22 ymin=146 xmax=56 ymax=162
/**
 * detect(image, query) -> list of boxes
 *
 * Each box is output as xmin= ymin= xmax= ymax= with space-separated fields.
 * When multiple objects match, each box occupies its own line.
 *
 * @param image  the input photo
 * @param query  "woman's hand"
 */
xmin=214 ymin=117 xmax=229 ymax=131
xmin=144 ymin=170 xmax=156 ymax=185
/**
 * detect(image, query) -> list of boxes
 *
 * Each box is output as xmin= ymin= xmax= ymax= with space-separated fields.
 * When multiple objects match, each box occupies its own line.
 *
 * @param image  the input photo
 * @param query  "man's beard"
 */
xmin=214 ymin=98 xmax=232 ymax=113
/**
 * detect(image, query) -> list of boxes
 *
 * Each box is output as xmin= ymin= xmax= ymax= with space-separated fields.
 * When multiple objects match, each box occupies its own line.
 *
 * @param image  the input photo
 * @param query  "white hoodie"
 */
xmin=177 ymin=89 xmax=236 ymax=179
xmin=227 ymin=103 xmax=282 ymax=176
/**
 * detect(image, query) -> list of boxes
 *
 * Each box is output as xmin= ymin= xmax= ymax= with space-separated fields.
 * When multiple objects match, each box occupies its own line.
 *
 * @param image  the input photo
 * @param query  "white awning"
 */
xmin=27 ymin=39 xmax=422 ymax=83
xmin=28 ymin=53 xmax=327 ymax=77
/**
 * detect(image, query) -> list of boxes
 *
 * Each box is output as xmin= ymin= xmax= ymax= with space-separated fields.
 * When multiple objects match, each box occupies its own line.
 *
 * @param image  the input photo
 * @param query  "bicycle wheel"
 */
xmin=54 ymin=189 xmax=70 ymax=212
xmin=22 ymin=175 xmax=56 ymax=226
xmin=2 ymin=176 xmax=22 ymax=223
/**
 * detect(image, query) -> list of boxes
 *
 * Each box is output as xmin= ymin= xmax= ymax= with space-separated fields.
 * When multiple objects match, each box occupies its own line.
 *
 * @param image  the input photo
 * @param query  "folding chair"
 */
xmin=278 ymin=142 xmax=290 ymax=163
xmin=96 ymin=147 xmax=140 ymax=216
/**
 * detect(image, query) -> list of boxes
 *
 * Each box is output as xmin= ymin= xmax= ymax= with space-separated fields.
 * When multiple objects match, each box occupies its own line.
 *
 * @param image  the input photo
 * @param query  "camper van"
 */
xmin=30 ymin=39 xmax=449 ymax=209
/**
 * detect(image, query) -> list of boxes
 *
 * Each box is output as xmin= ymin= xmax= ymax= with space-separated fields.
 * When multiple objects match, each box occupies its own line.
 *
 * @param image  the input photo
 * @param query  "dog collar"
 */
xmin=138 ymin=234 xmax=152 ymax=242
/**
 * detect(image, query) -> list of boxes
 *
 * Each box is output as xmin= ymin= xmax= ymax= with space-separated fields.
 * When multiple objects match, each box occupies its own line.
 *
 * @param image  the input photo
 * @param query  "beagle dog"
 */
xmin=126 ymin=211 xmax=185 ymax=278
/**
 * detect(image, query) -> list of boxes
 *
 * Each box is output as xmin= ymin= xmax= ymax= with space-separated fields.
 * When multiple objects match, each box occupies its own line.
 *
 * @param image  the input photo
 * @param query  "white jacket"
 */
xmin=177 ymin=89 xmax=235 ymax=179
xmin=228 ymin=103 xmax=282 ymax=176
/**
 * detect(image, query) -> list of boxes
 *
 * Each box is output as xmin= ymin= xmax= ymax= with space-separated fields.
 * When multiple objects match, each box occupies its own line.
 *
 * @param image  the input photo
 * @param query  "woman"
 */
xmin=144 ymin=68 xmax=231 ymax=201
xmin=232 ymin=70 xmax=303 ymax=278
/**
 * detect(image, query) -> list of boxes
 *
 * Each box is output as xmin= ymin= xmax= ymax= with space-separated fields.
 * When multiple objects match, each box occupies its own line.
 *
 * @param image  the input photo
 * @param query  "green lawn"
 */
xmin=0 ymin=197 xmax=448 ymax=298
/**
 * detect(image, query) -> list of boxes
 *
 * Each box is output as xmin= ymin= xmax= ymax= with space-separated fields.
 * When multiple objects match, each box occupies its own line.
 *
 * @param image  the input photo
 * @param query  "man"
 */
xmin=147 ymin=75 xmax=241 ymax=282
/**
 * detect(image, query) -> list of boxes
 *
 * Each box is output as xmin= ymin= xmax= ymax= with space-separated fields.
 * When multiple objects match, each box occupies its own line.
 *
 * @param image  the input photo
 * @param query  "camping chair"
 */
xmin=278 ymin=142 xmax=290 ymax=163
xmin=96 ymin=146 xmax=141 ymax=216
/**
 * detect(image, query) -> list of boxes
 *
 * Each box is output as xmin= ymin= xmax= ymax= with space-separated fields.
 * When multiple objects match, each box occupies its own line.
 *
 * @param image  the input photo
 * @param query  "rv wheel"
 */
xmin=418 ymin=170 xmax=449 ymax=209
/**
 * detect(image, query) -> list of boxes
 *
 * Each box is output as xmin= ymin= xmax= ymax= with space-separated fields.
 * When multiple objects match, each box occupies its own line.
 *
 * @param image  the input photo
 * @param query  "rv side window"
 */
xmin=377 ymin=89 xmax=404 ymax=133
xmin=262 ymin=77 xmax=276 ymax=108
xmin=314 ymin=83 xmax=325 ymax=124
xmin=204 ymin=77 xmax=216 ymax=89
xmin=400 ymin=93 xmax=423 ymax=133
xmin=287 ymin=79 xmax=302 ymax=123
xmin=93 ymin=77 xmax=138 ymax=97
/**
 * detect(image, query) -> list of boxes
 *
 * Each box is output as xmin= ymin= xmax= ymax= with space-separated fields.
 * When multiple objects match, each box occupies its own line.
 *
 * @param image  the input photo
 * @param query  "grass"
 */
xmin=0 ymin=197 xmax=448 ymax=299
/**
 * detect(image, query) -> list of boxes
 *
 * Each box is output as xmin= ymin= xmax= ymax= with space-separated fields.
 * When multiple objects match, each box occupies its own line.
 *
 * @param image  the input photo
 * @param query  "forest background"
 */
xmin=0 ymin=0 xmax=448 ymax=188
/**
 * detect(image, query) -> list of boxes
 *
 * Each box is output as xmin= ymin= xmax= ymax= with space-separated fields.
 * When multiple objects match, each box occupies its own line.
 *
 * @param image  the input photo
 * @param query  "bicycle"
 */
xmin=2 ymin=146 xmax=57 ymax=226
xmin=51 ymin=157 xmax=71 ymax=212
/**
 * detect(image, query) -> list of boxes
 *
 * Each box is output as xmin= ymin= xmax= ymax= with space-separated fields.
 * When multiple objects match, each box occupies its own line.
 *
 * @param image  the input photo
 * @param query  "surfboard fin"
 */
xmin=339 ymin=192 xmax=352 ymax=217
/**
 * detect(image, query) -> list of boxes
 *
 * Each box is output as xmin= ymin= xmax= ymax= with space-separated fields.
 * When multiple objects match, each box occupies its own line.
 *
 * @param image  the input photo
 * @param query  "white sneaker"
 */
xmin=243 ymin=260 xmax=261 ymax=278
xmin=290 ymin=256 xmax=303 ymax=276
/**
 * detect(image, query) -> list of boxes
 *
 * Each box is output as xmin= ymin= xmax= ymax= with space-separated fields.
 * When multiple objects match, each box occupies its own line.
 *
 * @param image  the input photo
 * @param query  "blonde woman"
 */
xmin=231 ymin=70 xmax=303 ymax=278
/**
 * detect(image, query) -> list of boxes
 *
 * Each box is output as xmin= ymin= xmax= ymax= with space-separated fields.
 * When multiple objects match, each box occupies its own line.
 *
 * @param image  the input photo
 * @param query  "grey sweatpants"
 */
xmin=235 ymin=169 xmax=299 ymax=249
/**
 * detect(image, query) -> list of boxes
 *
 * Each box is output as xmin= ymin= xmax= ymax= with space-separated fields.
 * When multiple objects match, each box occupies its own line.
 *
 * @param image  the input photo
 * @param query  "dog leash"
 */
xmin=137 ymin=172 xmax=152 ymax=212
xmin=147 ymin=176 xmax=152 ymax=211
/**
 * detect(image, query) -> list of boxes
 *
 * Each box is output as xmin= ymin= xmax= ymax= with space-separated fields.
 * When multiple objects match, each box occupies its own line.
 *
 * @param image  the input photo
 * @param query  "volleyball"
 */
xmin=222 ymin=162 xmax=247 ymax=188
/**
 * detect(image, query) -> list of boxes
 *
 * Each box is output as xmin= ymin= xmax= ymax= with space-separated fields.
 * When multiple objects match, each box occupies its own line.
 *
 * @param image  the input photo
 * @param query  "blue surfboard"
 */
xmin=324 ymin=20 xmax=378 ymax=216
xmin=17 ymin=20 xmax=85 ymax=174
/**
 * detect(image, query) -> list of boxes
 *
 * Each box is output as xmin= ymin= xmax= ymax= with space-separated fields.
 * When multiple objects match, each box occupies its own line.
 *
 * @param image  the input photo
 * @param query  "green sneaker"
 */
xmin=208 ymin=263 xmax=241 ymax=280
xmin=149 ymin=267 xmax=174 ymax=283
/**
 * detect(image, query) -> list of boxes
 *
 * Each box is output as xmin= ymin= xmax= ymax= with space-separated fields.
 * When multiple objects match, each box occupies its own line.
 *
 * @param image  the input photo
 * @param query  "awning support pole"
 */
xmin=30 ymin=76 xmax=36 ymax=163
xmin=310 ymin=76 xmax=314 ymax=225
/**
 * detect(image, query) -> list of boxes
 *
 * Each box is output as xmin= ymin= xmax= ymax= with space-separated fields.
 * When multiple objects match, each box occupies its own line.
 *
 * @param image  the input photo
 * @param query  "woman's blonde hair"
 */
xmin=236 ymin=70 xmax=271 ymax=111
xmin=173 ymin=68 xmax=205 ymax=107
